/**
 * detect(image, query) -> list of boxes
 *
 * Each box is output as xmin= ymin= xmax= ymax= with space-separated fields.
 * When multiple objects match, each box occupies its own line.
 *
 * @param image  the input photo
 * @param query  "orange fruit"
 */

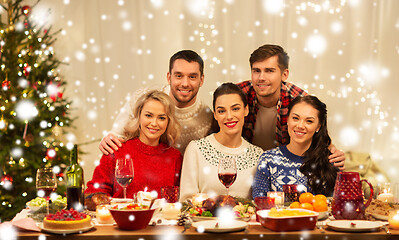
xmin=289 ymin=201 xmax=300 ymax=209
xmin=314 ymin=194 xmax=327 ymax=202
xmin=299 ymin=202 xmax=314 ymax=211
xmin=313 ymin=199 xmax=328 ymax=212
xmin=299 ymin=192 xmax=315 ymax=204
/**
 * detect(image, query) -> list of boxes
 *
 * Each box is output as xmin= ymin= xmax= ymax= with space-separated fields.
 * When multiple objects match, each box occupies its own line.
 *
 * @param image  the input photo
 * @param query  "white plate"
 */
xmin=40 ymin=222 xmax=95 ymax=234
xmin=326 ymin=220 xmax=385 ymax=232
xmin=110 ymin=198 xmax=133 ymax=203
xmin=191 ymin=216 xmax=250 ymax=222
xmin=192 ymin=220 xmax=247 ymax=233
xmin=371 ymin=213 xmax=389 ymax=221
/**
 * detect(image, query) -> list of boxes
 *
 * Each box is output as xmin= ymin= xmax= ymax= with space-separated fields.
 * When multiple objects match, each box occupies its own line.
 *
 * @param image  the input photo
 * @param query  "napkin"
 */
xmin=0 ymin=218 xmax=40 ymax=232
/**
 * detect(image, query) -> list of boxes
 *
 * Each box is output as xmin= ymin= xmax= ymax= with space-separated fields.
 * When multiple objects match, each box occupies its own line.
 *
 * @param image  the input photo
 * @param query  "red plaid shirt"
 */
xmin=237 ymin=80 xmax=307 ymax=146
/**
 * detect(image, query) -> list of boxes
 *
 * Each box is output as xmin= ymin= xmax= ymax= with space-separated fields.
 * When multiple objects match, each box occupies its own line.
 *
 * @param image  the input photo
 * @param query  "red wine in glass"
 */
xmin=218 ymin=173 xmax=237 ymax=188
xmin=115 ymin=158 xmax=134 ymax=199
xmin=218 ymin=157 xmax=237 ymax=196
xmin=37 ymin=186 xmax=56 ymax=199
xmin=116 ymin=175 xmax=133 ymax=187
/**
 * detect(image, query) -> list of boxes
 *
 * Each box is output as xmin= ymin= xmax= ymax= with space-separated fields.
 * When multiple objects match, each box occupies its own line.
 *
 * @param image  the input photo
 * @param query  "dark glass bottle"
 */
xmin=66 ymin=144 xmax=84 ymax=211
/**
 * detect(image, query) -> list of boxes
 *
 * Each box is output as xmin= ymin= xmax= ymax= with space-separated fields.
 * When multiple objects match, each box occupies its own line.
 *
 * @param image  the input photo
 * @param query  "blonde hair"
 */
xmin=124 ymin=90 xmax=180 ymax=147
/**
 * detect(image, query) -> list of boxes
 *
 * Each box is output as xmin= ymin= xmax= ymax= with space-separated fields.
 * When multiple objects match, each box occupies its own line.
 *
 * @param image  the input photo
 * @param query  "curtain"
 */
xmin=30 ymin=0 xmax=398 ymax=183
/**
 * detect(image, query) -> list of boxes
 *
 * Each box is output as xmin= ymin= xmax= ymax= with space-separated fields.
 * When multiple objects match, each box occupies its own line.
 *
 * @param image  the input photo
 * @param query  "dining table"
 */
xmin=15 ymin=220 xmax=399 ymax=240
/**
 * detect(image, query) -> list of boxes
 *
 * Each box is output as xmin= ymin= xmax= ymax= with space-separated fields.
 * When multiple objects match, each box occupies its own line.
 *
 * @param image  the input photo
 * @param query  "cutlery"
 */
xmin=187 ymin=199 xmax=196 ymax=208
xmin=149 ymin=198 xmax=156 ymax=209
xmin=316 ymin=222 xmax=326 ymax=233
xmin=383 ymin=225 xmax=391 ymax=234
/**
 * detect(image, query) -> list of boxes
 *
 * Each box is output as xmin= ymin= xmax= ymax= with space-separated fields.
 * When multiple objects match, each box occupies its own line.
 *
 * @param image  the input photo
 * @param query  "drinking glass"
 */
xmin=161 ymin=186 xmax=179 ymax=203
xmin=254 ymin=196 xmax=275 ymax=222
xmin=282 ymin=184 xmax=300 ymax=203
xmin=115 ymin=157 xmax=134 ymax=199
xmin=36 ymin=168 xmax=57 ymax=214
xmin=218 ymin=157 xmax=237 ymax=196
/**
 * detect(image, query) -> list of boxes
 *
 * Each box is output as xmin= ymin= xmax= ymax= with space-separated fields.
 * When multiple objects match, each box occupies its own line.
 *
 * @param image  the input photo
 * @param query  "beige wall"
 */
xmin=29 ymin=0 xmax=399 ymax=185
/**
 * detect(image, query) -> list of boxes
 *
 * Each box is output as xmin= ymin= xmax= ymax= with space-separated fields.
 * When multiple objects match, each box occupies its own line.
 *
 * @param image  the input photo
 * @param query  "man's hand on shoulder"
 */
xmin=99 ymin=133 xmax=126 ymax=155
xmin=328 ymin=144 xmax=345 ymax=171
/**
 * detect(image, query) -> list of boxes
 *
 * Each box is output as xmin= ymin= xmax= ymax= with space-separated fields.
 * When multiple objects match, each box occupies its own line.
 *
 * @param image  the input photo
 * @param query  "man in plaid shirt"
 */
xmin=237 ymin=44 xmax=345 ymax=169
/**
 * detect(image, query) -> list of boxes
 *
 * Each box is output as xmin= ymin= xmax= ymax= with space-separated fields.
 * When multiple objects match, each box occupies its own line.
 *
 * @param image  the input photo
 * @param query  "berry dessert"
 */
xmin=43 ymin=209 xmax=92 ymax=230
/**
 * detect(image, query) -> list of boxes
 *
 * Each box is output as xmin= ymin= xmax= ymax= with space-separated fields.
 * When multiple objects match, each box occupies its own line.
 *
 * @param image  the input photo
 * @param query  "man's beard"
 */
xmin=171 ymin=89 xmax=196 ymax=105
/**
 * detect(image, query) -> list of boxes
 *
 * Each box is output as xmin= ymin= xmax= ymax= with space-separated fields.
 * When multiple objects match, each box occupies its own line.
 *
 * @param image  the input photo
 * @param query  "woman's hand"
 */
xmin=328 ymin=145 xmax=345 ymax=171
xmin=99 ymin=133 xmax=126 ymax=155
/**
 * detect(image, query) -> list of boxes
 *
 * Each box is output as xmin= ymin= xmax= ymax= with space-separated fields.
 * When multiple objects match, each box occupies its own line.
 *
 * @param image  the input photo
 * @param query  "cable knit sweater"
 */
xmin=179 ymin=134 xmax=263 ymax=201
xmin=85 ymin=138 xmax=183 ymax=198
xmin=110 ymin=86 xmax=213 ymax=153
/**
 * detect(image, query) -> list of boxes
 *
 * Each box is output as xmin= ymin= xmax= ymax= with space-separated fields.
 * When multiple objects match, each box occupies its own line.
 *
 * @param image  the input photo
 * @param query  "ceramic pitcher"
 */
xmin=331 ymin=172 xmax=373 ymax=220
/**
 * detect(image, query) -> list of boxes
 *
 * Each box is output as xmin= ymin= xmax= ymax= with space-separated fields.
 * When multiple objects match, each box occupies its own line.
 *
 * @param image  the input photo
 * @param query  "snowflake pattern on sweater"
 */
xmin=195 ymin=137 xmax=261 ymax=171
xmin=252 ymin=145 xmax=309 ymax=198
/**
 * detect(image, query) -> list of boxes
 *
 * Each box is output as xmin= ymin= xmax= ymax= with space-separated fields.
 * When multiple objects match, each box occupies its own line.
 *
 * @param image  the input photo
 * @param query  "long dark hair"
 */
xmin=288 ymin=95 xmax=337 ymax=196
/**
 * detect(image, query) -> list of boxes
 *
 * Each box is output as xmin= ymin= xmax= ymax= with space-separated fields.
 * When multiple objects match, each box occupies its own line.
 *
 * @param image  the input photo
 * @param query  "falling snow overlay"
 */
xmin=1 ymin=0 xmax=398 ymax=221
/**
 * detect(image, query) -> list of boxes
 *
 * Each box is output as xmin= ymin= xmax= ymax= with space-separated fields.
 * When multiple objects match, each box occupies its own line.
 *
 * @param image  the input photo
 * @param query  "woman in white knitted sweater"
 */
xmin=179 ymin=83 xmax=263 ymax=201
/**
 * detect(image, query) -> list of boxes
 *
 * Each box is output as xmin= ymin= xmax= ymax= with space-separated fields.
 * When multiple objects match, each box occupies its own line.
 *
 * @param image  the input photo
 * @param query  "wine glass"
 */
xmin=36 ymin=168 xmax=57 ymax=214
xmin=115 ymin=157 xmax=134 ymax=199
xmin=218 ymin=156 xmax=237 ymax=196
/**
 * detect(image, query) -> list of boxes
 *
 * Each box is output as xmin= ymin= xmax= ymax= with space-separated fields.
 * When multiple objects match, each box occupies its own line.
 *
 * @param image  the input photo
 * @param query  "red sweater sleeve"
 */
xmin=85 ymin=154 xmax=116 ymax=196
xmin=173 ymin=150 xmax=183 ymax=186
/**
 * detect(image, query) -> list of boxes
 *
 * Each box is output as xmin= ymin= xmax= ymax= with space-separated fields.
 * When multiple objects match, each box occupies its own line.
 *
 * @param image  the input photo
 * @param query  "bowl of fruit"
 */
xmin=26 ymin=197 xmax=47 ymax=212
xmin=109 ymin=203 xmax=156 ymax=230
xmin=26 ymin=196 xmax=67 ymax=213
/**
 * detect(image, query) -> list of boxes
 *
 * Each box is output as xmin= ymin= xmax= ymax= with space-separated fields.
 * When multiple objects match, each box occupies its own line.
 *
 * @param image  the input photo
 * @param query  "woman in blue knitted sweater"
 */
xmin=252 ymin=95 xmax=338 ymax=197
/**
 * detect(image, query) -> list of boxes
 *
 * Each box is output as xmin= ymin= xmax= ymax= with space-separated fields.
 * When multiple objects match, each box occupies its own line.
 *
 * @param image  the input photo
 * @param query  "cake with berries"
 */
xmin=43 ymin=209 xmax=92 ymax=230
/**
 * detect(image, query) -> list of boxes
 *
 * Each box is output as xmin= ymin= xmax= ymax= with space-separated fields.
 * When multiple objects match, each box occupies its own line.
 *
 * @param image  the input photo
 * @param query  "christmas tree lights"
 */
xmin=0 ymin=0 xmax=74 ymax=221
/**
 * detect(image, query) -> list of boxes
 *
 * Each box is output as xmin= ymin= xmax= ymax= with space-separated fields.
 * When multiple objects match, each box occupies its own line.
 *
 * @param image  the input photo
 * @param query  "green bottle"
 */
xmin=66 ymin=144 xmax=84 ymax=211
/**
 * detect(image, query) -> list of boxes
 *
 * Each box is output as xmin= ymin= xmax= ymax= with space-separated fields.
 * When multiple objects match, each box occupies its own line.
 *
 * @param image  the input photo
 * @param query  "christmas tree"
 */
xmin=0 ymin=0 xmax=74 ymax=221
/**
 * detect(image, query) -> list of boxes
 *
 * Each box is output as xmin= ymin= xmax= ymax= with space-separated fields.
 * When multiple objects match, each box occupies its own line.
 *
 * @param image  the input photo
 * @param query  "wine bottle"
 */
xmin=66 ymin=144 xmax=84 ymax=211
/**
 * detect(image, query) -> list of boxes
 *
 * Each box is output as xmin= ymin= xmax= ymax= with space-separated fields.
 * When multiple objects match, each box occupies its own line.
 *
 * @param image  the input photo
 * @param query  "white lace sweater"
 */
xmin=179 ymin=134 xmax=263 ymax=201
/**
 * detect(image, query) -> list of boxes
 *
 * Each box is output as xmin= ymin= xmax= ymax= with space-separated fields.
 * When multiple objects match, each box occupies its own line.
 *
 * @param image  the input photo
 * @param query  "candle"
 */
xmin=377 ymin=193 xmax=394 ymax=203
xmin=162 ymin=203 xmax=181 ymax=220
xmin=267 ymin=192 xmax=284 ymax=206
xmin=96 ymin=205 xmax=114 ymax=224
xmin=389 ymin=210 xmax=399 ymax=230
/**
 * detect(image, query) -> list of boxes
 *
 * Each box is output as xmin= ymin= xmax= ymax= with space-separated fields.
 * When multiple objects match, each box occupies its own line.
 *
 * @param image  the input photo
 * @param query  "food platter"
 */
xmin=39 ymin=222 xmax=95 ymax=234
xmin=257 ymin=209 xmax=318 ymax=232
xmin=371 ymin=213 xmax=389 ymax=221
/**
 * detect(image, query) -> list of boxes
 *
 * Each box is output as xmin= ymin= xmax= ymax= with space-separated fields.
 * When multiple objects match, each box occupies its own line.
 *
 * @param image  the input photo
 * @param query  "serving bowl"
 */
xmin=26 ymin=202 xmax=43 ymax=212
xmin=257 ymin=208 xmax=318 ymax=232
xmin=109 ymin=208 xmax=156 ymax=230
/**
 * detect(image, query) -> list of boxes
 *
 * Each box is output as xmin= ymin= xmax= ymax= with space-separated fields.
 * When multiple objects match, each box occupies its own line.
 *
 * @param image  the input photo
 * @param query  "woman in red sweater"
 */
xmin=85 ymin=90 xmax=182 ymax=206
